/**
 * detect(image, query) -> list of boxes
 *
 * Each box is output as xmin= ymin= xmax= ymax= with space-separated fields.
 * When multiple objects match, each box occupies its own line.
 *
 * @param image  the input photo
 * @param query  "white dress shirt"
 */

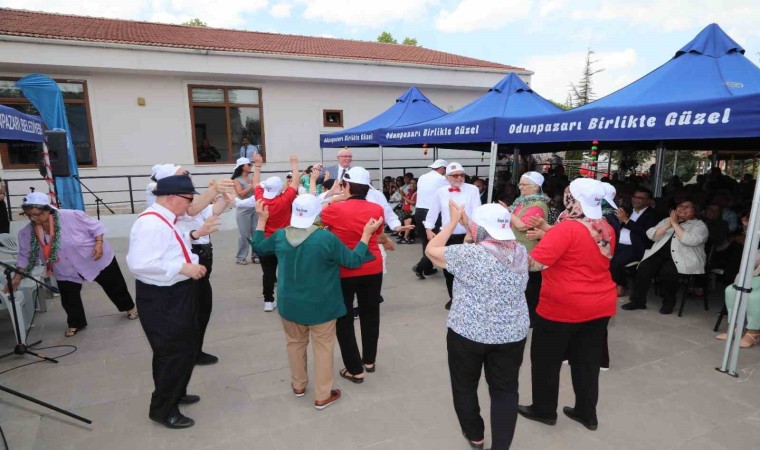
xmin=416 ymin=170 xmax=449 ymax=210
xmin=619 ymin=206 xmax=648 ymax=246
xmin=176 ymin=205 xmax=213 ymax=245
xmin=367 ymin=188 xmax=401 ymax=230
xmin=424 ymin=183 xmax=481 ymax=235
xmin=127 ymin=203 xmax=199 ymax=286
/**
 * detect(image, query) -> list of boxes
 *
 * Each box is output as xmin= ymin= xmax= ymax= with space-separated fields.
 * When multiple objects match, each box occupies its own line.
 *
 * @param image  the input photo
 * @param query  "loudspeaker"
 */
xmin=45 ymin=130 xmax=71 ymax=177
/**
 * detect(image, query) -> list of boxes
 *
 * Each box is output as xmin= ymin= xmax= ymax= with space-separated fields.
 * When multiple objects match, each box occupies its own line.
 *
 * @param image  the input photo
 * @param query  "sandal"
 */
xmin=339 ymin=368 xmax=364 ymax=384
xmin=251 ymin=257 xmax=261 ymax=264
xmin=364 ymin=363 xmax=376 ymax=373
xmin=715 ymin=332 xmax=727 ymax=341
xmin=236 ymin=259 xmax=249 ymax=265
xmin=741 ymin=332 xmax=760 ymax=349
xmin=64 ymin=327 xmax=80 ymax=337
xmin=127 ymin=310 xmax=139 ymax=320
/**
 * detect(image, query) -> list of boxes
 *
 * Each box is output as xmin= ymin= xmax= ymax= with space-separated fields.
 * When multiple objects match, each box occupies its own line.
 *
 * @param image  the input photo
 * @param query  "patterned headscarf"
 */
xmin=470 ymin=221 xmax=528 ymax=274
xmin=557 ymin=186 xmax=613 ymax=259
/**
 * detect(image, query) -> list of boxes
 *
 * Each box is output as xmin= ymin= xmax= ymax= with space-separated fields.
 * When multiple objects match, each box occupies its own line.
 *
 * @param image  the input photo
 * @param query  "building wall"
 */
xmin=0 ymin=39 xmax=528 ymax=214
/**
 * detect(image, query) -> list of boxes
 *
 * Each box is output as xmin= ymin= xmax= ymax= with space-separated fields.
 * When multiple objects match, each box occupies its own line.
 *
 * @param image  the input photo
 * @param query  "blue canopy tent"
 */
xmin=495 ymin=24 xmax=760 ymax=376
xmin=319 ymin=86 xmax=446 ymax=184
xmin=379 ymin=73 xmax=563 ymax=201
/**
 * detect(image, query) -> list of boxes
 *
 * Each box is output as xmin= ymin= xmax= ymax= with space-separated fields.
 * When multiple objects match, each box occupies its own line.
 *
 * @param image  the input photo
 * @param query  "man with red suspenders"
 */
xmin=127 ymin=175 xmax=220 ymax=429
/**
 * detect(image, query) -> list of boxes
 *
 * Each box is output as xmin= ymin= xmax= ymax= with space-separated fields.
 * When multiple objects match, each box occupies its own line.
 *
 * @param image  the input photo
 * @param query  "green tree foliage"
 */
xmin=377 ymin=31 xmax=398 ymax=44
xmin=181 ymin=18 xmax=208 ymax=27
xmin=569 ymin=49 xmax=604 ymax=107
xmin=402 ymin=37 xmax=419 ymax=46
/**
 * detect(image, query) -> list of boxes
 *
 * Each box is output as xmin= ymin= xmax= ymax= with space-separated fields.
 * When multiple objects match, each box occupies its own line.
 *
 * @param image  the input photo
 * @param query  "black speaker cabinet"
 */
xmin=45 ymin=130 xmax=71 ymax=178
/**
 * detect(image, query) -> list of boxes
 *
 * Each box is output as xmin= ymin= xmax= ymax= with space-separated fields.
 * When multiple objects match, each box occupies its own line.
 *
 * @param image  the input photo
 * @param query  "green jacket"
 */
xmin=252 ymin=227 xmax=373 ymax=325
xmin=512 ymin=200 xmax=548 ymax=252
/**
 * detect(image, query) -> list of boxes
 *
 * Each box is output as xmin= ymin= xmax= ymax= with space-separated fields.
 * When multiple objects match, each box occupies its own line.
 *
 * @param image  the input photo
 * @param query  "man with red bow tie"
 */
xmin=423 ymin=162 xmax=481 ymax=309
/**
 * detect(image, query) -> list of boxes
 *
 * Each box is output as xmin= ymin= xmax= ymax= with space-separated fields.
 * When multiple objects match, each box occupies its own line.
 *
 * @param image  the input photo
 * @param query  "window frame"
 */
xmin=0 ymin=77 xmax=97 ymax=169
xmin=323 ymin=109 xmax=344 ymax=128
xmin=188 ymin=84 xmax=266 ymax=164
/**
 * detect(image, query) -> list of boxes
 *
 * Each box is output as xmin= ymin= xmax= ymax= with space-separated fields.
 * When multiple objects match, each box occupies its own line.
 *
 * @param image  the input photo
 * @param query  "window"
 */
xmin=189 ymin=85 xmax=265 ymax=164
xmin=0 ymin=79 xmax=96 ymax=169
xmin=323 ymin=110 xmax=343 ymax=127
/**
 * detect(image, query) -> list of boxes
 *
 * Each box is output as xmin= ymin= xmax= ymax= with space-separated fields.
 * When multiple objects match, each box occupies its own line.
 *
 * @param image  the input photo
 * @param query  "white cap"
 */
xmin=569 ymin=178 xmax=604 ymax=219
xmin=155 ymin=164 xmax=181 ymax=181
xmin=446 ymin=162 xmax=464 ymax=175
xmin=290 ymin=194 xmax=322 ymax=229
xmin=601 ymin=182 xmax=618 ymax=210
xmin=22 ymin=192 xmax=57 ymax=210
xmin=236 ymin=157 xmax=251 ymax=168
xmin=521 ymin=171 xmax=544 ymax=188
xmin=261 ymin=176 xmax=284 ymax=199
xmin=428 ymin=159 xmax=449 ymax=169
xmin=472 ymin=203 xmax=515 ymax=241
xmin=343 ymin=167 xmax=371 ymax=185
xmin=150 ymin=164 xmax=161 ymax=178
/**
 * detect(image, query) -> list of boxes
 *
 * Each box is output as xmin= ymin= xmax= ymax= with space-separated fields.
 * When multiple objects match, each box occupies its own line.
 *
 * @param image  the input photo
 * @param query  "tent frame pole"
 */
xmin=653 ymin=142 xmax=666 ymax=197
xmin=673 ymin=150 xmax=678 ymax=176
xmin=378 ymin=146 xmax=384 ymax=190
xmin=512 ymin=147 xmax=520 ymax=185
xmin=320 ymin=147 xmax=324 ymax=165
xmin=487 ymin=142 xmax=498 ymax=203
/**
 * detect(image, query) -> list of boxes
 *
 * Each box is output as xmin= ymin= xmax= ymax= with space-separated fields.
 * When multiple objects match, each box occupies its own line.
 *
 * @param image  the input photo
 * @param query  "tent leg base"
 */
xmin=715 ymin=367 xmax=739 ymax=377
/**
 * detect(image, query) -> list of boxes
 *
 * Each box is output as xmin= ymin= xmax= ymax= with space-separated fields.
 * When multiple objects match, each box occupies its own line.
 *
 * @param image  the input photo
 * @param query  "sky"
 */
xmin=2 ymin=0 xmax=759 ymax=104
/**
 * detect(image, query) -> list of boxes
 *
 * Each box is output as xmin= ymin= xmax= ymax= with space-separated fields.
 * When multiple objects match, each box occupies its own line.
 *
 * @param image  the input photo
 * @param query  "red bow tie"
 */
xmin=449 ymin=187 xmax=461 ymax=193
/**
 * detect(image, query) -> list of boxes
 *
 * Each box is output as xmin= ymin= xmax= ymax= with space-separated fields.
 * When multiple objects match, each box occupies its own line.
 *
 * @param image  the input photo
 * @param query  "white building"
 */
xmin=0 ymin=8 xmax=532 ymax=212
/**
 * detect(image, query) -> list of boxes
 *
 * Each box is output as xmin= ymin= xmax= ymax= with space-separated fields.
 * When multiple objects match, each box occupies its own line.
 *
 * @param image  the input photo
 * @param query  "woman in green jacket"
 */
xmin=252 ymin=194 xmax=383 ymax=410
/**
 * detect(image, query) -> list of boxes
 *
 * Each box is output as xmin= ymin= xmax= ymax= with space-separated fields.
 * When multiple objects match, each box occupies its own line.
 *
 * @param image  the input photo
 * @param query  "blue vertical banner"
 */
xmin=16 ymin=74 xmax=85 ymax=211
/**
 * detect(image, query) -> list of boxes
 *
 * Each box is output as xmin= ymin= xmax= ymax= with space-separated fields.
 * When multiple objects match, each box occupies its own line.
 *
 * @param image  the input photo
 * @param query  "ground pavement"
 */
xmin=0 ymin=230 xmax=759 ymax=449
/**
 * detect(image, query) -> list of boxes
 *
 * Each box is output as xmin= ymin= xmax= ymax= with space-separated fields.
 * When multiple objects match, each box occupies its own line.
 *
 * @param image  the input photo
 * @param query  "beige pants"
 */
xmin=281 ymin=318 xmax=337 ymax=402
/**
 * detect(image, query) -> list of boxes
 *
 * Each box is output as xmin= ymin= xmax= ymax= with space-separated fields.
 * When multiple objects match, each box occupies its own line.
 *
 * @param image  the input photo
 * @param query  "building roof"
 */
xmin=0 ymin=8 xmax=526 ymax=72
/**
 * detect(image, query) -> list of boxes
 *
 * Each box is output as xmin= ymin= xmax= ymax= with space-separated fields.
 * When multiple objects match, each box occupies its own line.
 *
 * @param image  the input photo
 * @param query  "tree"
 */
xmin=402 ymin=37 xmax=419 ymax=46
xmin=569 ymin=49 xmax=604 ymax=107
xmin=377 ymin=31 xmax=397 ymax=44
xmin=181 ymin=18 xmax=208 ymax=27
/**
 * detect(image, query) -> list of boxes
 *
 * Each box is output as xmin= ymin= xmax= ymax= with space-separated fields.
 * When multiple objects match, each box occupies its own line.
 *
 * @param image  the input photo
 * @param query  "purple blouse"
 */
xmin=17 ymin=209 xmax=114 ymax=283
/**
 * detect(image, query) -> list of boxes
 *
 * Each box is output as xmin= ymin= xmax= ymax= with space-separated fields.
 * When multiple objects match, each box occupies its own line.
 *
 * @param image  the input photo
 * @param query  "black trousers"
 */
xmin=609 ymin=244 xmax=641 ymax=287
xmin=56 ymin=256 xmax=135 ymax=328
xmin=136 ymin=279 xmax=199 ymax=421
xmin=336 ymin=273 xmax=382 ymax=375
xmin=628 ymin=243 xmax=679 ymax=307
xmin=447 ymin=329 xmax=525 ymax=450
xmin=443 ymin=234 xmax=466 ymax=299
xmin=192 ymin=244 xmax=213 ymax=354
xmin=525 ymin=271 xmax=542 ymax=326
xmin=529 ymin=316 xmax=610 ymax=421
xmin=260 ymin=253 xmax=278 ymax=303
xmin=414 ymin=208 xmax=435 ymax=274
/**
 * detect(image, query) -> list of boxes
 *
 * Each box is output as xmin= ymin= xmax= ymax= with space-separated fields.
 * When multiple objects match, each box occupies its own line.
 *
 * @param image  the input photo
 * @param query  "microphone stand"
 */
xmin=0 ymin=261 xmax=92 ymax=424
xmin=0 ymin=261 xmax=59 ymax=363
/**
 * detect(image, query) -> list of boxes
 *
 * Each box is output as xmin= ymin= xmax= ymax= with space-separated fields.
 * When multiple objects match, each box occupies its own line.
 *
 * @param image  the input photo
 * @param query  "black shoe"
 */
xmin=196 ymin=352 xmax=219 ymax=366
xmin=424 ymin=268 xmax=439 ymax=276
xmin=378 ymin=295 xmax=384 ymax=304
xmin=621 ymin=302 xmax=646 ymax=311
xmin=412 ymin=264 xmax=425 ymax=280
xmin=178 ymin=394 xmax=200 ymax=405
xmin=562 ymin=406 xmax=598 ymax=430
xmin=462 ymin=431 xmax=484 ymax=449
xmin=445 ymin=300 xmax=452 ymax=310
xmin=517 ymin=405 xmax=557 ymax=425
xmin=659 ymin=304 xmax=675 ymax=315
xmin=151 ymin=409 xmax=195 ymax=429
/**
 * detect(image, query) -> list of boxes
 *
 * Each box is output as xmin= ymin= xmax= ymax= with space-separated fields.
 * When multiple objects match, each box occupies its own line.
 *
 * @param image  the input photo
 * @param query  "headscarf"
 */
xmin=557 ymin=186 xmax=613 ymax=259
xmin=470 ymin=221 xmax=527 ymax=274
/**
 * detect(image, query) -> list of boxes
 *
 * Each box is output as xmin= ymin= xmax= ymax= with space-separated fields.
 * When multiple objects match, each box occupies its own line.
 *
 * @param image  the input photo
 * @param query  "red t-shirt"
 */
xmin=529 ymin=220 xmax=617 ymax=323
xmin=254 ymin=186 xmax=298 ymax=237
xmin=403 ymin=192 xmax=416 ymax=213
xmin=321 ymin=199 xmax=384 ymax=278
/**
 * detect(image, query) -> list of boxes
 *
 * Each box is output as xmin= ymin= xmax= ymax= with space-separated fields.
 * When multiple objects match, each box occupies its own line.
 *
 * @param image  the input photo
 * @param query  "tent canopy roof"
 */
xmin=320 ymin=86 xmax=445 ymax=148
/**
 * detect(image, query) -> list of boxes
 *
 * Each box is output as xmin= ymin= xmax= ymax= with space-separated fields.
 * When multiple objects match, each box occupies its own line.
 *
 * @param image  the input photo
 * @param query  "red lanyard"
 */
xmin=138 ymin=212 xmax=192 ymax=263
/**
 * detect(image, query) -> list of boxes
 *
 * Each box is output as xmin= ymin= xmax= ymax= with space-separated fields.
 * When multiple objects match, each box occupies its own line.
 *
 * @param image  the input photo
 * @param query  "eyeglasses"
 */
xmin=176 ymin=195 xmax=194 ymax=202
xmin=338 ymin=155 xmax=353 ymax=159
xmin=449 ymin=174 xmax=465 ymax=179
xmin=24 ymin=211 xmax=48 ymax=219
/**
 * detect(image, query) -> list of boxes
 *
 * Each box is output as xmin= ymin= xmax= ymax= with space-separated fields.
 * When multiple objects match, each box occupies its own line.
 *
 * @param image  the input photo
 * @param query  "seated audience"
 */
xmin=610 ymin=188 xmax=658 ymax=297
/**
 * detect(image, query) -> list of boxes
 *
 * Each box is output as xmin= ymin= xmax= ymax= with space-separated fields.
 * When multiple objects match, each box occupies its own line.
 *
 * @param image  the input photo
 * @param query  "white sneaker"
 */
xmin=264 ymin=301 xmax=277 ymax=312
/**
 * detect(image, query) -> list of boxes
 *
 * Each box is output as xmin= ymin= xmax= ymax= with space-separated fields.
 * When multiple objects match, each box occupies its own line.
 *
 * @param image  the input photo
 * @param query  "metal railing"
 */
xmin=2 ymin=161 xmax=493 ymax=220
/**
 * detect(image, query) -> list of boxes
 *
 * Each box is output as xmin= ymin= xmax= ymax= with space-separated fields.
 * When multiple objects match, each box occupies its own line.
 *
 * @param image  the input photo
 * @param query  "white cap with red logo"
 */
xmin=446 ymin=162 xmax=465 ymax=175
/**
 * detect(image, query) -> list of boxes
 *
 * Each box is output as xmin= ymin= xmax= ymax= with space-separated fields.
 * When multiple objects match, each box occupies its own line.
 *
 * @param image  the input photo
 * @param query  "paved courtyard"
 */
xmin=0 ymin=229 xmax=759 ymax=450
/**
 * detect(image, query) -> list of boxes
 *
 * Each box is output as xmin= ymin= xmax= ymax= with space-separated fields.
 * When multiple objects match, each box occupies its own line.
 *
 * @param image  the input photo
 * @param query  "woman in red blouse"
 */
xmin=321 ymin=167 xmax=385 ymax=383
xmin=518 ymin=178 xmax=616 ymax=432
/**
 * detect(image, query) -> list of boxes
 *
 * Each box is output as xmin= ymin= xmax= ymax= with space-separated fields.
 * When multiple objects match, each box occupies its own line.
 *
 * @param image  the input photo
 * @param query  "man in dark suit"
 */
xmin=610 ymin=188 xmax=659 ymax=297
